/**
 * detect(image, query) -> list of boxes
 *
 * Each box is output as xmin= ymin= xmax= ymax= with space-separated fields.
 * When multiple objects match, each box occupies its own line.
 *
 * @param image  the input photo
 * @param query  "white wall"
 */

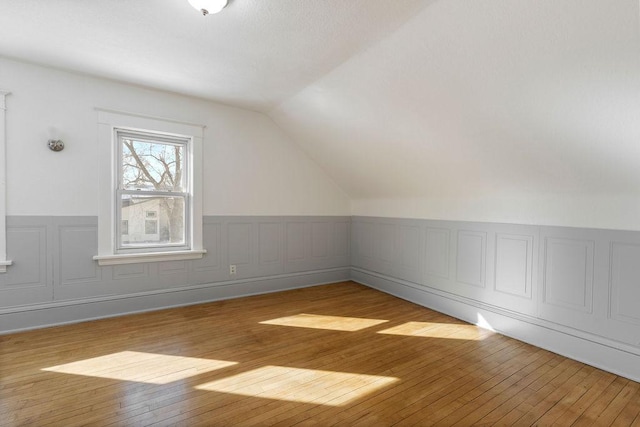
xmin=350 ymin=194 xmax=640 ymax=231
xmin=271 ymin=0 xmax=640 ymax=231
xmin=0 ymin=57 xmax=349 ymax=216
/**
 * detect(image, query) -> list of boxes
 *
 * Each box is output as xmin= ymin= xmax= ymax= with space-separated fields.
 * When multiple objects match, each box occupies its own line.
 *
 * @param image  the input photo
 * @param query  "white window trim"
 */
xmin=0 ymin=91 xmax=12 ymax=272
xmin=93 ymin=108 xmax=205 ymax=266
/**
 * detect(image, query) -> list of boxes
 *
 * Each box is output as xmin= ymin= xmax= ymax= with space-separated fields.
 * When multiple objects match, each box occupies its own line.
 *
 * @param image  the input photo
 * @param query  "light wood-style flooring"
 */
xmin=1 ymin=282 xmax=639 ymax=426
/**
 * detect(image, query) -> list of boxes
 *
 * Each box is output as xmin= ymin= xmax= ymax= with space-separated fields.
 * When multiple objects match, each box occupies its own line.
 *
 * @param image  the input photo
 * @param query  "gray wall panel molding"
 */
xmin=284 ymin=217 xmax=350 ymax=274
xmin=455 ymin=229 xmax=487 ymax=289
xmin=54 ymin=217 xmax=102 ymax=288
xmin=542 ymin=236 xmax=595 ymax=313
xmin=351 ymin=216 xmax=640 ymax=357
xmin=351 ymin=219 xmax=376 ymax=270
xmin=311 ymin=221 xmax=330 ymax=258
xmin=189 ymin=218 xmax=224 ymax=284
xmin=425 ymin=227 xmax=450 ymax=280
xmin=0 ymin=268 xmax=350 ymax=334
xmin=494 ymin=233 xmax=533 ymax=299
xmin=605 ymin=231 xmax=640 ymax=347
xmin=113 ymin=263 xmax=148 ymax=280
xmin=6 ymin=212 xmax=640 ymax=381
xmin=537 ymin=226 xmax=608 ymax=338
xmin=351 ymin=216 xmax=423 ymax=284
xmin=285 ymin=221 xmax=309 ymax=264
xmin=259 ymin=221 xmax=283 ymax=265
xmin=4 ymin=225 xmax=47 ymax=290
xmin=0 ymin=215 xmax=351 ymax=326
xmin=610 ymin=242 xmax=640 ymax=326
xmin=334 ymin=221 xmax=350 ymax=257
xmin=0 ymin=216 xmax=52 ymax=306
xmin=374 ymin=222 xmax=396 ymax=275
xmin=396 ymin=223 xmax=422 ymax=283
xmin=227 ymin=222 xmax=253 ymax=267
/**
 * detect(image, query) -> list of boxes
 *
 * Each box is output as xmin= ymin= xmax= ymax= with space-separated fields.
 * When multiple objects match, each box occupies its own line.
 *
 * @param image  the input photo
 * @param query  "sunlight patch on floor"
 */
xmin=259 ymin=313 xmax=388 ymax=331
xmin=476 ymin=313 xmax=496 ymax=332
xmin=195 ymin=365 xmax=398 ymax=406
xmin=42 ymin=351 xmax=237 ymax=384
xmin=377 ymin=321 xmax=489 ymax=340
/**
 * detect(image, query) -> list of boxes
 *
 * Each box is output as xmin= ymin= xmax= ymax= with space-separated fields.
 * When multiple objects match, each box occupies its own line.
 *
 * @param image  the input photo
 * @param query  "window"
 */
xmin=116 ymin=130 xmax=188 ymax=252
xmin=94 ymin=109 xmax=205 ymax=266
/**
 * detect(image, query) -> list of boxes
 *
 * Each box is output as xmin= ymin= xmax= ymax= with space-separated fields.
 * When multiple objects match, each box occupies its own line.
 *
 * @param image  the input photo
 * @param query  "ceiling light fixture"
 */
xmin=188 ymin=0 xmax=228 ymax=16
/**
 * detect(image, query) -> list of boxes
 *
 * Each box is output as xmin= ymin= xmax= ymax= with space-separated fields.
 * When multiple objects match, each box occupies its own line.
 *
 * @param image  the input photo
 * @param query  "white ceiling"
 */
xmin=271 ymin=0 xmax=640 ymax=202
xmin=0 ymin=0 xmax=429 ymax=111
xmin=2 ymin=0 xmax=640 ymax=210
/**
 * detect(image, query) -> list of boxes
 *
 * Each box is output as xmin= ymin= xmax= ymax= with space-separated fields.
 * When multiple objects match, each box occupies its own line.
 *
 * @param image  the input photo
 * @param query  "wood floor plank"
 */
xmin=469 ymin=354 xmax=563 ymax=426
xmin=131 ymin=314 xmax=499 ymax=425
xmin=419 ymin=350 xmax=554 ymax=426
xmin=594 ymin=381 xmax=640 ymax=426
xmin=277 ymin=333 xmax=509 ymax=426
xmin=550 ymin=370 xmax=617 ymax=425
xmin=385 ymin=347 xmax=528 ymax=424
xmin=530 ymin=368 xmax=608 ymax=425
xmin=571 ymin=376 xmax=630 ymax=426
xmin=235 ymin=337 xmax=514 ymax=427
xmin=1 ymin=281 xmax=639 ymax=427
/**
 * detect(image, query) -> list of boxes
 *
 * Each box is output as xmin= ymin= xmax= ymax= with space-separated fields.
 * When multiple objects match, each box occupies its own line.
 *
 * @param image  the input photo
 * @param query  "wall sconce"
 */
xmin=48 ymin=139 xmax=64 ymax=152
xmin=188 ymin=0 xmax=228 ymax=15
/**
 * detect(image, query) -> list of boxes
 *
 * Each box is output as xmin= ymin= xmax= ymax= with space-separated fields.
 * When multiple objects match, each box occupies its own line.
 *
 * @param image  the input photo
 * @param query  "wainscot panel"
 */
xmin=0 ymin=217 xmax=52 ymax=306
xmin=1 ymin=269 xmax=350 ymax=334
xmin=350 ymin=216 xmax=640 ymax=382
xmin=0 ymin=215 xmax=350 ymax=333
xmin=284 ymin=217 xmax=350 ymax=273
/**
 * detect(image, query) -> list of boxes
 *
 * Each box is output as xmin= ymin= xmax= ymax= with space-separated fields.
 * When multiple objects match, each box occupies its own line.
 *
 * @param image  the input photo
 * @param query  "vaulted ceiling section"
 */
xmin=1 ymin=0 xmax=639 ymax=209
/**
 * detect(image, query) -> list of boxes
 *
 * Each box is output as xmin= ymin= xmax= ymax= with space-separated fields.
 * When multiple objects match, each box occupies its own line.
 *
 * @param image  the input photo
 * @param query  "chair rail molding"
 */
xmin=0 ymin=91 xmax=13 ymax=272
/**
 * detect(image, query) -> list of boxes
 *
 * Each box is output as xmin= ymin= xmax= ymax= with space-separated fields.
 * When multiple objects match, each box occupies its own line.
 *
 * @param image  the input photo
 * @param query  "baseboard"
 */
xmin=0 ymin=268 xmax=350 ymax=334
xmin=351 ymin=268 xmax=640 ymax=383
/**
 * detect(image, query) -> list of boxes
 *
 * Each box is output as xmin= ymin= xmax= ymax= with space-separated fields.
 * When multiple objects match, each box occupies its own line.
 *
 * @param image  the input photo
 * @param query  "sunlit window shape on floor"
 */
xmin=42 ymin=351 xmax=237 ymax=384
xmin=377 ymin=321 xmax=491 ymax=340
xmin=259 ymin=313 xmax=388 ymax=331
xmin=476 ymin=313 xmax=496 ymax=332
xmin=195 ymin=365 xmax=398 ymax=406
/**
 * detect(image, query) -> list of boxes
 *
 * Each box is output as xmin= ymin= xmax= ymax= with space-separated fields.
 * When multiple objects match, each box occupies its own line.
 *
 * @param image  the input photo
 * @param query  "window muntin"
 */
xmin=116 ymin=130 xmax=190 ymax=253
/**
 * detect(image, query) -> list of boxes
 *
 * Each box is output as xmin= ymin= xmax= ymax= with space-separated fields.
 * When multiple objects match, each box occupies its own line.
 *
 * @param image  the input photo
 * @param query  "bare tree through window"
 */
xmin=118 ymin=134 xmax=188 ymax=248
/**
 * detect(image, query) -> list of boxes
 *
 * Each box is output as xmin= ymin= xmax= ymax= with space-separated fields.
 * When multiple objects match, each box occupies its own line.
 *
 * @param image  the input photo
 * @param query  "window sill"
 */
xmin=0 ymin=260 xmax=12 ymax=273
xmin=93 ymin=250 xmax=206 ymax=266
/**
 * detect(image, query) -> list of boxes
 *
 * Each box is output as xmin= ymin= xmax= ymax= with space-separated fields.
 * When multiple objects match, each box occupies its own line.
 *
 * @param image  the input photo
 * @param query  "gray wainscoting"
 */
xmin=5 ymin=213 xmax=640 ymax=381
xmin=351 ymin=216 xmax=640 ymax=381
xmin=0 ymin=216 xmax=350 ymax=333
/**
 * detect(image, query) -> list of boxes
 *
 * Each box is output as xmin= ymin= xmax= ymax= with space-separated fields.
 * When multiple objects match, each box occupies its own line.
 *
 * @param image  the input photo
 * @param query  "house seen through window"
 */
xmin=116 ymin=130 xmax=190 ymax=252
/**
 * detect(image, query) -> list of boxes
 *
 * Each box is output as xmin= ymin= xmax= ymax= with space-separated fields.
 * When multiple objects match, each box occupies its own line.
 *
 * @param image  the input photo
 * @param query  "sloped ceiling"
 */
xmin=271 ymin=1 xmax=640 ymax=202
xmin=2 ymin=0 xmax=639 ymax=218
xmin=0 ymin=0 xmax=428 ymax=111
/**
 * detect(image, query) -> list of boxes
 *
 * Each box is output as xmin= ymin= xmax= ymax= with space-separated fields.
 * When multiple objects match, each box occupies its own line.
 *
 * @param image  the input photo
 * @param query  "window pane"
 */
xmin=121 ymin=137 xmax=185 ymax=192
xmin=120 ymin=195 xmax=186 ymax=247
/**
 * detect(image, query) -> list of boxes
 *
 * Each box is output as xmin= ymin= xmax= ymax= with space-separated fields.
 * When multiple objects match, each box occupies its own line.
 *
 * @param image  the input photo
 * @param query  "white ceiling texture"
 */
xmin=2 ymin=0 xmax=640 ymax=211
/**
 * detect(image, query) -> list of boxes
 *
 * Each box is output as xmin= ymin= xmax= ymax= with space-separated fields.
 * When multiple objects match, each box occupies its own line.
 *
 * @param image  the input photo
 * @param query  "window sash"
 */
xmin=116 ymin=130 xmax=189 ymax=193
xmin=116 ymin=192 xmax=191 ymax=253
xmin=114 ymin=128 xmax=192 ymax=254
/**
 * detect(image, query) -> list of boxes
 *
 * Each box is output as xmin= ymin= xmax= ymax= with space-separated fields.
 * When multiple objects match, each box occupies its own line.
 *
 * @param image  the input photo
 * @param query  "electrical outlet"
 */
xmin=229 ymin=264 xmax=236 ymax=275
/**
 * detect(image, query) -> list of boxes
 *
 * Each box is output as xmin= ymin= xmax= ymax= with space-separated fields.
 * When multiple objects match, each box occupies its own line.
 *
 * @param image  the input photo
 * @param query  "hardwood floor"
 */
xmin=1 ymin=281 xmax=639 ymax=426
